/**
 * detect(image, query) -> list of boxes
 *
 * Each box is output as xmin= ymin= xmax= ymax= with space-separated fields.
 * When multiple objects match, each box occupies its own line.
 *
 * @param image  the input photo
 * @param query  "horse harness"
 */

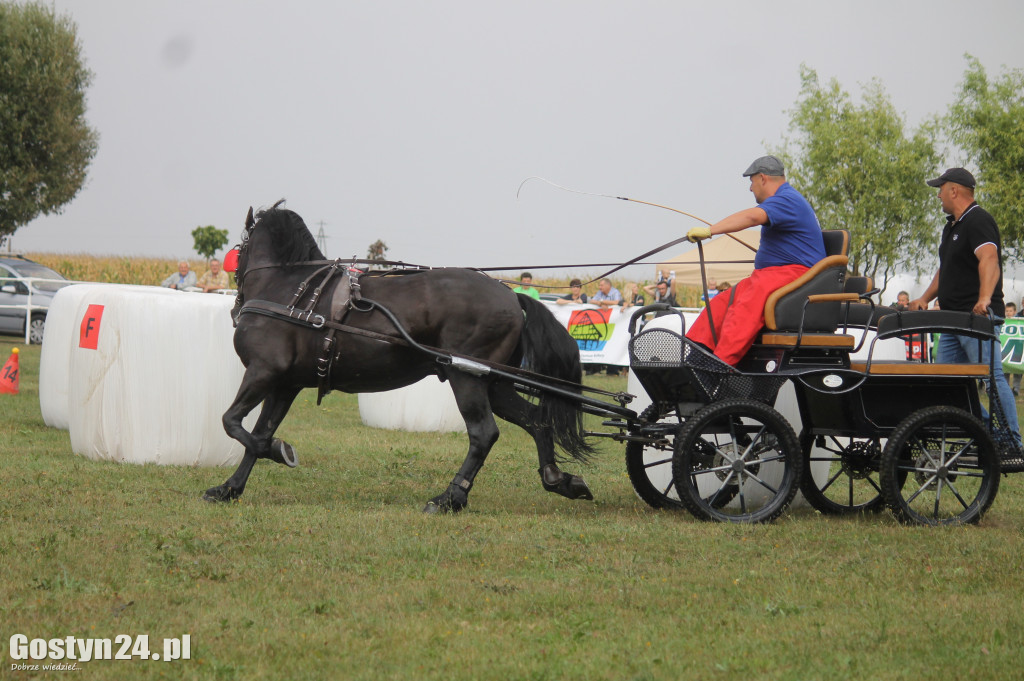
xmin=234 ymin=259 xmax=408 ymax=405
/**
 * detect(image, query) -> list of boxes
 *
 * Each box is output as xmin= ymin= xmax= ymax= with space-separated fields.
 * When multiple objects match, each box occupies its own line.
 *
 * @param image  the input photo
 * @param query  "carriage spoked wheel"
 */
xmin=625 ymin=404 xmax=738 ymax=510
xmin=625 ymin=404 xmax=685 ymax=509
xmin=799 ymin=433 xmax=897 ymax=515
xmin=672 ymin=399 xmax=801 ymax=523
xmin=879 ymin=406 xmax=1000 ymax=526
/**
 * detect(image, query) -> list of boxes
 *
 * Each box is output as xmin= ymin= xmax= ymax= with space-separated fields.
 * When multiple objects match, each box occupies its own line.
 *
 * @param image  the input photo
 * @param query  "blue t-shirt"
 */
xmin=754 ymin=182 xmax=825 ymax=269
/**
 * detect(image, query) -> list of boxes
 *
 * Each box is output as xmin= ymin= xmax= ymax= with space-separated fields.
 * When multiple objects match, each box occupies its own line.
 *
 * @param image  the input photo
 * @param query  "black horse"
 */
xmin=203 ymin=202 xmax=595 ymax=512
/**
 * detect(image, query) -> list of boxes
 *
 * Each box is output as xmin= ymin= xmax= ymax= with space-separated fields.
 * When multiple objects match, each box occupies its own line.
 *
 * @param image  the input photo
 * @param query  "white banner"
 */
xmin=543 ymin=302 xmax=694 ymax=367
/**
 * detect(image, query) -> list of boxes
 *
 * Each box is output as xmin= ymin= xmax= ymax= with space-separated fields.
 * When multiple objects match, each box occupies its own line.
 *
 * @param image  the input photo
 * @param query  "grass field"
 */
xmin=2 ymin=340 xmax=1024 ymax=680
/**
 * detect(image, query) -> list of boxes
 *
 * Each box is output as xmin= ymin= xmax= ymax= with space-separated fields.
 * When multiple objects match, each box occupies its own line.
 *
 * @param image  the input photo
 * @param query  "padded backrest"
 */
xmin=875 ymin=310 xmax=995 ymax=340
xmin=844 ymin=275 xmax=873 ymax=295
xmin=822 ymin=230 xmax=849 ymax=258
xmin=763 ymin=229 xmax=851 ymax=332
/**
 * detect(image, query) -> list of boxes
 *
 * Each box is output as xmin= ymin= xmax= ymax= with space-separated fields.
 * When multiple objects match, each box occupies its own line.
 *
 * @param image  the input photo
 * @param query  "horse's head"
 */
xmin=234 ymin=200 xmax=325 ymax=291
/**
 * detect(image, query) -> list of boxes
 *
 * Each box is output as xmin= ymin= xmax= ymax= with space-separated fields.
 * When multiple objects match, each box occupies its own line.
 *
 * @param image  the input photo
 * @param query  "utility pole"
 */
xmin=315 ymin=221 xmax=328 ymax=257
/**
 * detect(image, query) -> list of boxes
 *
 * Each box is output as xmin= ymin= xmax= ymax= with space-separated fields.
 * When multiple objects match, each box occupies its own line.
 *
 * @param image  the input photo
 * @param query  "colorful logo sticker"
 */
xmin=567 ymin=308 xmax=615 ymax=351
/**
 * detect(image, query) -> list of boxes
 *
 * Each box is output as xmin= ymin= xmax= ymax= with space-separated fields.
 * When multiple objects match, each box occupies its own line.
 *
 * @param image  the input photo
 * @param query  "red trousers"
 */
xmin=686 ymin=264 xmax=809 ymax=366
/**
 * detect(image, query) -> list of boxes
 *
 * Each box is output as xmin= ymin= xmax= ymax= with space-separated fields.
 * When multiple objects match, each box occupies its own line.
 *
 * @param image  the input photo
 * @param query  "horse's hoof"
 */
xmin=540 ymin=465 xmax=594 ymax=501
xmin=423 ymin=490 xmax=465 ymax=514
xmin=268 ymin=438 xmax=298 ymax=468
xmin=565 ymin=475 xmax=594 ymax=501
xmin=202 ymin=484 xmax=241 ymax=503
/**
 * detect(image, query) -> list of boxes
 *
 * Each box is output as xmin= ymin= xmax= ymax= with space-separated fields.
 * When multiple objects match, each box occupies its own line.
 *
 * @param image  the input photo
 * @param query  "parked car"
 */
xmin=0 ymin=256 xmax=72 ymax=344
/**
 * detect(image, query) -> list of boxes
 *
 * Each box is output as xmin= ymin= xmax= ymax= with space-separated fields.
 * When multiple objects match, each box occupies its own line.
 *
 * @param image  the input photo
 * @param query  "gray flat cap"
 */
xmin=742 ymin=155 xmax=785 ymax=177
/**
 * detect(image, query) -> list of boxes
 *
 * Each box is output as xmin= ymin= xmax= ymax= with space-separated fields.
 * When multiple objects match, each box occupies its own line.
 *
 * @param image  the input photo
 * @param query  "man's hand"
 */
xmin=907 ymin=298 xmax=930 ymax=311
xmin=687 ymin=226 xmax=712 ymax=243
xmin=973 ymin=298 xmax=992 ymax=316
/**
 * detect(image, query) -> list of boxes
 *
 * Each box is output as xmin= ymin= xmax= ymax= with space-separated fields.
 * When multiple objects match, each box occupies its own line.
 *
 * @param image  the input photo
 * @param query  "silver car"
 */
xmin=0 ymin=257 xmax=71 ymax=344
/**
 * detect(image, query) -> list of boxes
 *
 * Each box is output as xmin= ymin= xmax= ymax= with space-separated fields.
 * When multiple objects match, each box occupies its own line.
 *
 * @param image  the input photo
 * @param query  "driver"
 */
xmin=685 ymin=155 xmax=825 ymax=365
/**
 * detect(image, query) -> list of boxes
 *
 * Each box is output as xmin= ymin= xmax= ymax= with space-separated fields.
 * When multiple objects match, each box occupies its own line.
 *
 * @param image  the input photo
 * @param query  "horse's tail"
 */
xmin=515 ymin=294 xmax=596 ymax=463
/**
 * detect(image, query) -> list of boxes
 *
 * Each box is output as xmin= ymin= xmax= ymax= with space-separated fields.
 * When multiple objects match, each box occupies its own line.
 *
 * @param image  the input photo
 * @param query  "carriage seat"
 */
xmin=836 ymin=276 xmax=897 ymax=329
xmin=758 ymin=229 xmax=852 ymax=349
xmin=856 ymin=309 xmax=996 ymax=376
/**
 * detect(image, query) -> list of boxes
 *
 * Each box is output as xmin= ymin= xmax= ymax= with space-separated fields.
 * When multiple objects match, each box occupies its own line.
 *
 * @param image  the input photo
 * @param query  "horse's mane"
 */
xmin=254 ymin=200 xmax=325 ymax=263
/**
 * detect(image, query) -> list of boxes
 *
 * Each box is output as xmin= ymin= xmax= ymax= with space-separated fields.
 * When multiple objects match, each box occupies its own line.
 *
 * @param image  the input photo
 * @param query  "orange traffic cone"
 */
xmin=0 ymin=347 xmax=19 ymax=395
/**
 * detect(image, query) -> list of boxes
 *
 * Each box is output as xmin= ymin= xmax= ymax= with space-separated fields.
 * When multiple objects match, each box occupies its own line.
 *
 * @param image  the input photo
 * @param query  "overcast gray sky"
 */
xmin=10 ymin=0 xmax=1024 ymax=280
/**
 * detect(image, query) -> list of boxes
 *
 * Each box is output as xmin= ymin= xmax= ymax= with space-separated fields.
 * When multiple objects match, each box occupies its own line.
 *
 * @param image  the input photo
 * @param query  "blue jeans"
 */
xmin=936 ymin=328 xmax=1020 ymax=438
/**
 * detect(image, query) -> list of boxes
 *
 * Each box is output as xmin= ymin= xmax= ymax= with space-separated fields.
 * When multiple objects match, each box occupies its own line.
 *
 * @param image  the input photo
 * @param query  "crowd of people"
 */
xmin=160 ymin=258 xmax=232 ymax=293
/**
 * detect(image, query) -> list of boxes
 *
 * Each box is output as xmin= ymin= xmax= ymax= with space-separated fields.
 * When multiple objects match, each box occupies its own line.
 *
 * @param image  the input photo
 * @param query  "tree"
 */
xmin=779 ymin=66 xmax=941 ymax=287
xmin=0 ymin=2 xmax=99 ymax=238
xmin=192 ymin=225 xmax=228 ymax=259
xmin=947 ymin=55 xmax=1024 ymax=256
xmin=367 ymin=239 xmax=388 ymax=262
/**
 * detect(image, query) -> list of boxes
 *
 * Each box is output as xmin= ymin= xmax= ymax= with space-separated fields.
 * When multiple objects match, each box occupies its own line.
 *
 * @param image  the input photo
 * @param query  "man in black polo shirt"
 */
xmin=908 ymin=167 xmax=1019 ymax=438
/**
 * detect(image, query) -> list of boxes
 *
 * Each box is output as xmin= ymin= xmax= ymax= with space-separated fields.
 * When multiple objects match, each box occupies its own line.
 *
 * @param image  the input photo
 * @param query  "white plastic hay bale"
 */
xmin=358 ymin=376 xmax=466 ymax=432
xmin=40 ymin=284 xmax=178 ymax=429
xmin=41 ymin=284 xmax=254 ymax=466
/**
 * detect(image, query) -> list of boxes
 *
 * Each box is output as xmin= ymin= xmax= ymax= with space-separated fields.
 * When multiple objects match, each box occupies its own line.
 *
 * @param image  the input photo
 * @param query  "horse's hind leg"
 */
xmin=204 ymin=384 xmax=302 ymax=503
xmin=490 ymin=381 xmax=593 ymax=501
xmin=423 ymin=373 xmax=500 ymax=514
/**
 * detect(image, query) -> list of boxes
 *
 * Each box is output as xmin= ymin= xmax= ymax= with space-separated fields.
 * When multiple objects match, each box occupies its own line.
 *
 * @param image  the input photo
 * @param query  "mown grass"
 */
xmin=2 ymin=340 xmax=1024 ymax=680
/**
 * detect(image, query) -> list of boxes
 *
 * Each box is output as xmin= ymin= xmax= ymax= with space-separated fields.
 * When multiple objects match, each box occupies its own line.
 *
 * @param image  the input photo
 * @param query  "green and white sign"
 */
xmin=1000 ymin=323 xmax=1024 ymax=374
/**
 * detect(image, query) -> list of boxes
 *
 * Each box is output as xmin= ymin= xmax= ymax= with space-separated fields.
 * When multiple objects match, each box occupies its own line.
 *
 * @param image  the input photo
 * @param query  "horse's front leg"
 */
xmin=423 ymin=374 xmax=500 ymax=514
xmin=204 ymin=382 xmax=302 ymax=503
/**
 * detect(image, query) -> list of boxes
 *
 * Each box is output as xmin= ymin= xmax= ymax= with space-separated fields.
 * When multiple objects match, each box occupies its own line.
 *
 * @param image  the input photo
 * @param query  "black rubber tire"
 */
xmin=799 ymin=432 xmax=890 ymax=515
xmin=625 ymin=404 xmax=685 ymax=509
xmin=28 ymin=313 xmax=46 ymax=345
xmin=672 ymin=399 xmax=801 ymax=523
xmin=879 ymin=406 xmax=1000 ymax=526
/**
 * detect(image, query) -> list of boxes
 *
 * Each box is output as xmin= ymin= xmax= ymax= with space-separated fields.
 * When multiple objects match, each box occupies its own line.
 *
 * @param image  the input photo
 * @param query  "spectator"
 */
xmin=653 ymin=280 xmax=678 ymax=307
xmin=591 ymin=278 xmax=623 ymax=307
xmin=512 ymin=272 xmax=541 ymax=300
xmin=624 ymin=282 xmax=644 ymax=308
xmin=644 ymin=275 xmax=678 ymax=303
xmin=161 ymin=260 xmax=196 ymax=290
xmin=197 ymin=258 xmax=230 ymax=293
xmin=893 ymin=290 xmax=910 ymax=310
xmin=556 ymin=278 xmax=588 ymax=305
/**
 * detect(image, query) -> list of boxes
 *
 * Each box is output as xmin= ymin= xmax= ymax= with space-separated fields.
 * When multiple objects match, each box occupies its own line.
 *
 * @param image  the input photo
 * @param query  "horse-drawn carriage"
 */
xmin=206 ymin=204 xmax=1024 ymax=527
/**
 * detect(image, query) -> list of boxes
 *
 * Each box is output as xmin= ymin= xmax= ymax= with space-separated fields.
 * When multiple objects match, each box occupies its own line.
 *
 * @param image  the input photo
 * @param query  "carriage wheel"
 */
xmin=626 ymin=404 xmax=739 ymax=510
xmin=799 ymin=433 xmax=896 ymax=515
xmin=625 ymin=404 xmax=685 ymax=509
xmin=672 ymin=399 xmax=801 ymax=523
xmin=879 ymin=406 xmax=1000 ymax=526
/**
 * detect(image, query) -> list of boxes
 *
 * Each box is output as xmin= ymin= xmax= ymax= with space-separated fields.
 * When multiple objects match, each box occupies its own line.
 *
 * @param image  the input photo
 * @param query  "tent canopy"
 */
xmin=657 ymin=229 xmax=760 ymax=287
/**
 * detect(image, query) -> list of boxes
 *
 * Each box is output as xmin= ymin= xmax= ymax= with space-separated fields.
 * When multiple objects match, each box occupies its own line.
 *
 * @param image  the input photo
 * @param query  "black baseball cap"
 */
xmin=926 ymin=167 xmax=976 ymax=189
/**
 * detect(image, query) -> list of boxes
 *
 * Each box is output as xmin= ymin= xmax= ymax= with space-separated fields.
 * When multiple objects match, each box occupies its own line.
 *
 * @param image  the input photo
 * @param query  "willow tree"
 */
xmin=778 ymin=66 xmax=940 ymax=287
xmin=0 ymin=2 xmax=98 ymax=239
xmin=947 ymin=55 xmax=1024 ymax=257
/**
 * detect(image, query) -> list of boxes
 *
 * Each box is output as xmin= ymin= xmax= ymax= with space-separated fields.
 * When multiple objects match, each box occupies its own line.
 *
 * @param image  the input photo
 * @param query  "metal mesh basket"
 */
xmin=630 ymin=328 xmax=684 ymax=368
xmin=987 ymin=382 xmax=1024 ymax=472
xmin=681 ymin=340 xmax=787 ymax=405
xmin=629 ymin=329 xmax=787 ymax=405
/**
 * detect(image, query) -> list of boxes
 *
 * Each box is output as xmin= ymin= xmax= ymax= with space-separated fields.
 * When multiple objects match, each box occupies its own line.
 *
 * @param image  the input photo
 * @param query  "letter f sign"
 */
xmin=79 ymin=304 xmax=104 ymax=349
